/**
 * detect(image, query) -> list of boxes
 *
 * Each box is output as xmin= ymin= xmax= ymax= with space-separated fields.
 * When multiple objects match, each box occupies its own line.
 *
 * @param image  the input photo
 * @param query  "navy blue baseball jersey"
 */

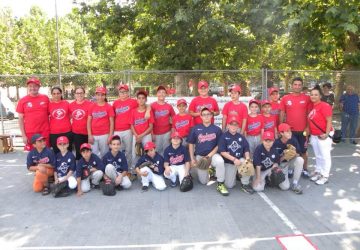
xmin=163 ymin=144 xmax=190 ymax=166
xmin=187 ymin=124 xmax=222 ymax=156
xmin=218 ymin=131 xmax=250 ymax=164
xmin=102 ymin=151 xmax=128 ymax=173
xmin=253 ymin=144 xmax=280 ymax=171
xmin=55 ymin=151 xmax=76 ymax=178
xmin=273 ymin=135 xmax=301 ymax=161
xmin=76 ymin=153 xmax=104 ymax=178
xmin=135 ymin=152 xmax=165 ymax=175
xmin=26 ymin=147 xmax=55 ymax=169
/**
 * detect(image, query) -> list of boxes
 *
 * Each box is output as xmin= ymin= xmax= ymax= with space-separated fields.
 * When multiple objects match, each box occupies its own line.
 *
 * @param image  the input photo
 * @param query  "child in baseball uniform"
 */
xmin=26 ymin=134 xmax=55 ymax=195
xmin=87 ymin=86 xmax=115 ymax=158
xmin=262 ymin=100 xmax=278 ymax=138
xmin=268 ymin=87 xmax=281 ymax=126
xmin=102 ymin=135 xmax=132 ymax=190
xmin=252 ymin=131 xmax=282 ymax=192
xmin=76 ymin=143 xmax=104 ymax=196
xmin=218 ymin=116 xmax=254 ymax=194
xmin=245 ymin=99 xmax=264 ymax=157
xmin=163 ymin=132 xmax=191 ymax=188
xmin=54 ymin=136 xmax=77 ymax=195
xmin=172 ymin=98 xmax=193 ymax=147
xmin=188 ymin=107 xmax=227 ymax=196
xmin=151 ymin=86 xmax=175 ymax=156
xmin=135 ymin=142 xmax=166 ymax=191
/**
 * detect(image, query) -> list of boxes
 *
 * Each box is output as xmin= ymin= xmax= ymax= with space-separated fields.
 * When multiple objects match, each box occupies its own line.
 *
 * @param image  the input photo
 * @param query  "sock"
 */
xmin=293 ymin=180 xmax=298 ymax=186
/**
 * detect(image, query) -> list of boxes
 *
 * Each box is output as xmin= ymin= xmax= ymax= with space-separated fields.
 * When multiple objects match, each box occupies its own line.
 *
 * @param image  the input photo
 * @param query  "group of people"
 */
xmin=18 ymin=76 xmax=335 ymax=197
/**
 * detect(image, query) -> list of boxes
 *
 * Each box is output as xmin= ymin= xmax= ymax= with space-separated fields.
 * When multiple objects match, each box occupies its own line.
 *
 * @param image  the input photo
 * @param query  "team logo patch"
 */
xmin=198 ymin=133 xmax=216 ymax=143
xmin=92 ymin=111 xmax=107 ymax=119
xmin=52 ymin=109 xmax=66 ymax=119
xmin=27 ymin=102 xmax=33 ymax=108
xmin=262 ymin=157 xmax=273 ymax=168
xmin=72 ymin=109 xmax=86 ymax=120
xmin=287 ymin=100 xmax=292 ymax=106
xmin=40 ymin=101 xmax=46 ymax=105
xmin=170 ymin=154 xmax=184 ymax=165
xmin=58 ymin=162 xmax=69 ymax=174
xmin=229 ymin=141 xmax=241 ymax=152
xmin=115 ymin=106 xmax=130 ymax=114
xmin=154 ymin=109 xmax=169 ymax=118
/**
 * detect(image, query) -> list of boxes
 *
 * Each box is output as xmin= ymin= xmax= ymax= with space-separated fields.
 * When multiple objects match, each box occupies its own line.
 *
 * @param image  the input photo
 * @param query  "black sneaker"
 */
xmin=91 ymin=184 xmax=100 ymax=189
xmin=142 ymin=185 xmax=149 ymax=192
xmin=116 ymin=185 xmax=123 ymax=191
xmin=241 ymin=184 xmax=255 ymax=194
xmin=170 ymin=180 xmax=177 ymax=188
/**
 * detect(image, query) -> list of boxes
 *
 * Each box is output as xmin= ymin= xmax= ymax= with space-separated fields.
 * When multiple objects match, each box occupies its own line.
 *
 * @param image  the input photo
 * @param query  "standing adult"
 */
xmin=280 ymin=77 xmax=312 ymax=177
xmin=308 ymin=86 xmax=333 ymax=185
xmin=48 ymin=86 xmax=72 ymax=155
xmin=69 ymin=86 xmax=91 ymax=160
xmin=189 ymin=80 xmax=220 ymax=125
xmin=16 ymin=77 xmax=50 ymax=150
xmin=340 ymin=85 xmax=360 ymax=144
xmin=321 ymin=83 xmax=335 ymax=107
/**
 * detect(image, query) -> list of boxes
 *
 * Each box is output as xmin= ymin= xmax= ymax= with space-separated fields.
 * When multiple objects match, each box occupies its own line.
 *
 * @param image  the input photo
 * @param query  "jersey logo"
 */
xmin=58 ymin=162 xmax=69 ymax=174
xmin=72 ymin=109 xmax=85 ymax=120
xmin=27 ymin=102 xmax=33 ymax=108
xmin=264 ymin=121 xmax=275 ymax=129
xmin=300 ymin=100 xmax=305 ymax=104
xmin=40 ymin=101 xmax=46 ymax=105
xmin=52 ymin=109 xmax=66 ymax=119
xmin=198 ymin=133 xmax=216 ymax=143
xmin=229 ymin=110 xmax=239 ymax=116
xmin=170 ymin=154 xmax=184 ymax=165
xmin=92 ymin=111 xmax=107 ymax=119
xmin=248 ymin=122 xmax=261 ymax=131
xmin=134 ymin=118 xmax=146 ymax=125
xmin=37 ymin=157 xmax=50 ymax=164
xmin=229 ymin=141 xmax=241 ymax=152
xmin=175 ymin=120 xmax=189 ymax=129
xmin=308 ymin=109 xmax=316 ymax=119
xmin=286 ymin=100 xmax=292 ymax=106
xmin=154 ymin=109 xmax=169 ymax=118
xmin=261 ymin=157 xmax=274 ymax=168
xmin=115 ymin=106 xmax=130 ymax=114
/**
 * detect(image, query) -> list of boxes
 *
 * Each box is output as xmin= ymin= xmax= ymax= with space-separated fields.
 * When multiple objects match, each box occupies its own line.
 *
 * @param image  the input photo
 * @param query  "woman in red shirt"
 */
xmin=49 ymin=86 xmax=72 ymax=154
xmin=308 ymin=86 xmax=333 ymax=185
xmin=69 ymin=86 xmax=91 ymax=160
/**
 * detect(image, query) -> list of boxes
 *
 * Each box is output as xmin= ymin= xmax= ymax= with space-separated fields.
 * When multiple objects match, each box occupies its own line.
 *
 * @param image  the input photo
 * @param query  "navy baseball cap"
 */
xmin=31 ymin=134 xmax=45 ymax=144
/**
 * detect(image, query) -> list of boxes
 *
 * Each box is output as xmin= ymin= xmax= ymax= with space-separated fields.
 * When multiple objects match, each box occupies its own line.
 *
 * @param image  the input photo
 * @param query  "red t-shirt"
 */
xmin=172 ymin=113 xmax=193 ymax=138
xmin=16 ymin=94 xmax=50 ymax=134
xmin=270 ymin=101 xmax=281 ymax=126
xmin=308 ymin=102 xmax=333 ymax=136
xmin=222 ymin=101 xmax=248 ymax=125
xmin=151 ymin=102 xmax=175 ymax=135
xmin=246 ymin=114 xmax=264 ymax=136
xmin=48 ymin=100 xmax=71 ymax=134
xmin=131 ymin=108 xmax=155 ymax=135
xmin=263 ymin=114 xmax=277 ymax=133
xmin=280 ymin=93 xmax=312 ymax=131
xmin=189 ymin=96 xmax=219 ymax=125
xmin=89 ymin=103 xmax=115 ymax=135
xmin=69 ymin=100 xmax=91 ymax=135
xmin=113 ymin=98 xmax=138 ymax=131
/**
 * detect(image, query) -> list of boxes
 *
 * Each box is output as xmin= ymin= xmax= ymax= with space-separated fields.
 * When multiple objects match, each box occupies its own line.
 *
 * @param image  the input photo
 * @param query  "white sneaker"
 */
xmin=315 ymin=176 xmax=328 ymax=185
xmin=310 ymin=172 xmax=321 ymax=182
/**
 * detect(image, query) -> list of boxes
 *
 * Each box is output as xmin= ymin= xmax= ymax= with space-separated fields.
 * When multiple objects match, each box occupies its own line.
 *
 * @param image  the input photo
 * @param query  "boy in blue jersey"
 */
xmin=135 ymin=141 xmax=166 ymax=191
xmin=76 ymin=143 xmax=104 ymax=196
xmin=102 ymin=135 xmax=131 ymax=190
xmin=26 ymin=134 xmax=55 ymax=195
xmin=163 ymin=131 xmax=191 ymax=188
xmin=53 ymin=136 xmax=77 ymax=197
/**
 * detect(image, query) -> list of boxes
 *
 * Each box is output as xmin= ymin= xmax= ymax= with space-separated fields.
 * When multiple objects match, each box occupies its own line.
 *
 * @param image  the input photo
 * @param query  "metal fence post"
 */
xmin=0 ymin=94 xmax=4 ymax=135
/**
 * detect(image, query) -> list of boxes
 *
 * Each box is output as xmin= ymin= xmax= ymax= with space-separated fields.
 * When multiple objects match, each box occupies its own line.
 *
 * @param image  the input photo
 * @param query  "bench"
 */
xmin=0 ymin=135 xmax=14 ymax=153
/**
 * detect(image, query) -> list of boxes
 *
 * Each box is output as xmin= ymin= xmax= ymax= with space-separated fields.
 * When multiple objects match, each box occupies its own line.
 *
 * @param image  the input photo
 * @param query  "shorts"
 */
xmin=292 ymin=131 xmax=307 ymax=154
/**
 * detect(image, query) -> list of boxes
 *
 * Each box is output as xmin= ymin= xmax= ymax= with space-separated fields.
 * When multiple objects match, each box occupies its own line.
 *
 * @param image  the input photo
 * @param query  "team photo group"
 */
xmin=17 ymin=76 xmax=335 ymax=198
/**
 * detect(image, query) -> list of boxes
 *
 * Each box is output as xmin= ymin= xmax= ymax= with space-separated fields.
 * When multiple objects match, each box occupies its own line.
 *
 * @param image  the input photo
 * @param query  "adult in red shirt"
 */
xmin=16 ymin=77 xmax=50 ymax=150
xmin=69 ymin=86 xmax=91 ymax=160
xmin=280 ymin=77 xmax=312 ymax=177
xmin=308 ymin=86 xmax=333 ymax=185
xmin=87 ymin=86 xmax=115 ymax=158
xmin=48 ymin=86 xmax=72 ymax=154
xmin=151 ymin=85 xmax=175 ymax=156
xmin=172 ymin=99 xmax=193 ymax=146
xmin=268 ymin=87 xmax=281 ymax=126
xmin=189 ymin=80 xmax=220 ymax=125
xmin=222 ymin=84 xmax=247 ymax=133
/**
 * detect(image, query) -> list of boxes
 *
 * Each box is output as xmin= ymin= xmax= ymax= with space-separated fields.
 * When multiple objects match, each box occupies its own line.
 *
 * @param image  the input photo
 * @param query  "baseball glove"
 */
xmin=283 ymin=144 xmax=297 ymax=161
xmin=52 ymin=180 xmax=69 ymax=198
xmin=100 ymin=178 xmax=116 ymax=196
xmin=82 ymin=168 xmax=90 ymax=180
xmin=236 ymin=159 xmax=255 ymax=176
xmin=196 ymin=156 xmax=212 ymax=170
xmin=269 ymin=166 xmax=286 ymax=187
xmin=135 ymin=142 xmax=144 ymax=156
xmin=137 ymin=161 xmax=153 ymax=169
xmin=180 ymin=175 xmax=193 ymax=192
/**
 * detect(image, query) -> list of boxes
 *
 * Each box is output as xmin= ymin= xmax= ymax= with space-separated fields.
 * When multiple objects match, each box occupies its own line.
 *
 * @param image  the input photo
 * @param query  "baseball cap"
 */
xmin=144 ymin=141 xmax=156 ymax=151
xmin=26 ymin=77 xmax=41 ymax=86
xmin=249 ymin=99 xmax=260 ymax=106
xmin=230 ymin=85 xmax=241 ymax=93
xmin=118 ymin=84 xmax=129 ymax=91
xmin=156 ymin=85 xmax=167 ymax=92
xmin=261 ymin=100 xmax=271 ymax=106
xmin=31 ymin=134 xmax=45 ymax=144
xmin=227 ymin=116 xmax=240 ymax=125
xmin=136 ymin=90 xmax=148 ymax=97
xmin=56 ymin=136 xmax=69 ymax=144
xmin=278 ymin=123 xmax=292 ymax=133
xmin=268 ymin=87 xmax=279 ymax=95
xmin=171 ymin=131 xmax=182 ymax=139
xmin=80 ymin=143 xmax=92 ymax=151
xmin=177 ymin=99 xmax=187 ymax=106
xmin=262 ymin=131 xmax=275 ymax=141
xmin=95 ymin=86 xmax=107 ymax=94
xmin=198 ymin=80 xmax=209 ymax=89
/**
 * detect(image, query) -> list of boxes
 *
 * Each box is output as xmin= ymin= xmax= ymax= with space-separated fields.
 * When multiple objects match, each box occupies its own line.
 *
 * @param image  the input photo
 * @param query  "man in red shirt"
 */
xmin=280 ymin=77 xmax=312 ymax=177
xmin=189 ymin=80 xmax=220 ymax=125
xmin=16 ymin=77 xmax=50 ymax=150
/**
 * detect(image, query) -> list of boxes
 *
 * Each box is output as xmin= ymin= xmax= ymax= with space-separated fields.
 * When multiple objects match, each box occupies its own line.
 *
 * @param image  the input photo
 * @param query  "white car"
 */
xmin=0 ymin=93 xmax=17 ymax=120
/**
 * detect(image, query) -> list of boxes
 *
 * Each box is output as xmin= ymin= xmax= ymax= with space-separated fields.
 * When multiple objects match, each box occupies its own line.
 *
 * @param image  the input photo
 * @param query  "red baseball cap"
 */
xmin=261 ymin=100 xmax=271 ymax=106
xmin=95 ymin=86 xmax=107 ymax=94
xmin=262 ymin=131 xmax=275 ymax=141
xmin=230 ymin=85 xmax=241 ymax=93
xmin=198 ymin=80 xmax=209 ymax=89
xmin=118 ymin=84 xmax=129 ymax=91
xmin=177 ymin=99 xmax=187 ymax=106
xmin=80 ymin=143 xmax=92 ymax=151
xmin=157 ymin=85 xmax=167 ymax=92
xmin=278 ymin=123 xmax=292 ymax=133
xmin=268 ymin=87 xmax=279 ymax=95
xmin=56 ymin=136 xmax=69 ymax=144
xmin=136 ymin=90 xmax=148 ymax=97
xmin=249 ymin=99 xmax=260 ymax=106
xmin=171 ymin=131 xmax=182 ymax=139
xmin=227 ymin=116 xmax=240 ymax=125
xmin=144 ymin=141 xmax=156 ymax=151
xmin=26 ymin=77 xmax=41 ymax=86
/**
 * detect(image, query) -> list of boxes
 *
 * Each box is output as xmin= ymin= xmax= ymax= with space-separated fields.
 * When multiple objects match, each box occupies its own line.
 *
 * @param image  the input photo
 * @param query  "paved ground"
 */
xmin=0 ymin=142 xmax=359 ymax=250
